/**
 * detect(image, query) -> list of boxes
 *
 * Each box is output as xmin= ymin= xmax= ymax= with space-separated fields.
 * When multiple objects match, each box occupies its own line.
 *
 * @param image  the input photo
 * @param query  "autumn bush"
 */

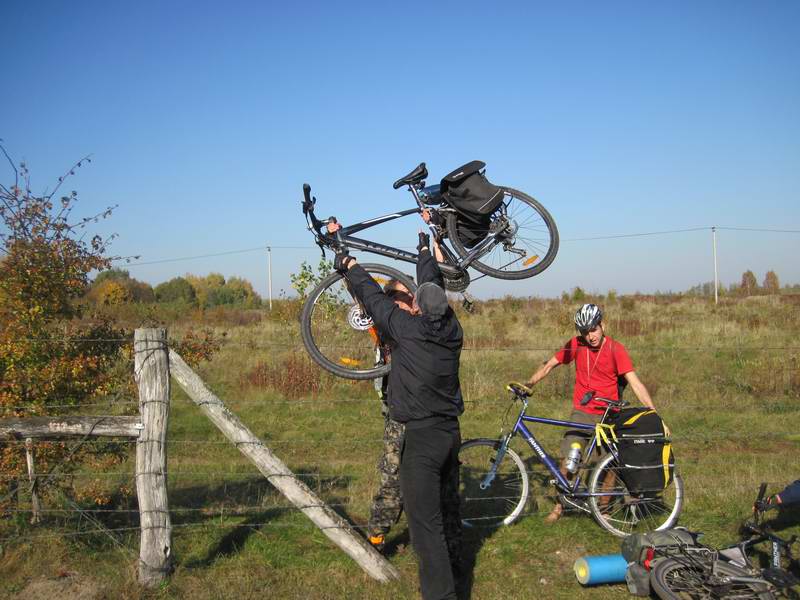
xmin=240 ymin=354 xmax=321 ymax=398
xmin=0 ymin=150 xmax=128 ymax=508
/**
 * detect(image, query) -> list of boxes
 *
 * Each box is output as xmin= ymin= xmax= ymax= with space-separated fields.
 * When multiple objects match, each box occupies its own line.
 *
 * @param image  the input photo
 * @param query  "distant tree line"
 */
xmin=559 ymin=270 xmax=795 ymax=302
xmin=687 ymin=269 xmax=790 ymax=297
xmin=87 ymin=269 xmax=262 ymax=308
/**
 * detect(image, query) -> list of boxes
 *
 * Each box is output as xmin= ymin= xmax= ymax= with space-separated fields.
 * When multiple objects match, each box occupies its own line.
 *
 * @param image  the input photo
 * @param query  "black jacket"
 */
xmin=345 ymin=249 xmax=464 ymax=429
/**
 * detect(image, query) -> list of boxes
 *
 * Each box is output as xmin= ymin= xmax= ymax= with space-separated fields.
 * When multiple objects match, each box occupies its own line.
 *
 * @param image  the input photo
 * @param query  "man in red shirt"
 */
xmin=526 ymin=303 xmax=660 ymax=522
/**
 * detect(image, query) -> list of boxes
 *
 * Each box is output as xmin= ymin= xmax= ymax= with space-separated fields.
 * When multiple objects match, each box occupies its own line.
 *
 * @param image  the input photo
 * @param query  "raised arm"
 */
xmin=416 ymin=231 xmax=445 ymax=287
xmin=336 ymin=255 xmax=411 ymax=341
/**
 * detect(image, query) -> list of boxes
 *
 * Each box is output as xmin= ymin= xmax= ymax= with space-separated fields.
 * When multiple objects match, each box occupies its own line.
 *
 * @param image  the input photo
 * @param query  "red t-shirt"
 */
xmin=554 ymin=335 xmax=634 ymax=415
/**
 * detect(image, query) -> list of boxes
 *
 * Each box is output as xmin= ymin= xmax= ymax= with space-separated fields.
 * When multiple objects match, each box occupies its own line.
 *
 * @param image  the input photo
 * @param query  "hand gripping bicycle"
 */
xmin=299 ymin=162 xmax=559 ymax=379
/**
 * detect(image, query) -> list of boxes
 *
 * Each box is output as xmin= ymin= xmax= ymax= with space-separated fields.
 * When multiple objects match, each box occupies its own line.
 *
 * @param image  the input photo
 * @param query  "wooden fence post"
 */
xmin=168 ymin=349 xmax=401 ymax=583
xmin=134 ymin=328 xmax=172 ymax=587
xmin=24 ymin=438 xmax=41 ymax=524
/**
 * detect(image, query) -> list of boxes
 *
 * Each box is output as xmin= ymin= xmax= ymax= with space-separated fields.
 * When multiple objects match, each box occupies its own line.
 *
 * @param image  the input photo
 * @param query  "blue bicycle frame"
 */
xmin=482 ymin=402 xmax=624 ymax=498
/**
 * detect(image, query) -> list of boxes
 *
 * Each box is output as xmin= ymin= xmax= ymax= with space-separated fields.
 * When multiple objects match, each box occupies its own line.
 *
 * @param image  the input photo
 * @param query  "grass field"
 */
xmin=2 ymin=293 xmax=799 ymax=599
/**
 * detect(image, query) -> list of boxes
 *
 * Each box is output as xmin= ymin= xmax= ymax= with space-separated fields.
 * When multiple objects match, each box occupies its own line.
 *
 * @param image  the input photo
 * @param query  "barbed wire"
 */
xmin=0 ymin=477 xmax=789 ymax=548
xmin=7 ymin=337 xmax=800 ymax=352
xmin=2 ymin=430 xmax=798 ymax=447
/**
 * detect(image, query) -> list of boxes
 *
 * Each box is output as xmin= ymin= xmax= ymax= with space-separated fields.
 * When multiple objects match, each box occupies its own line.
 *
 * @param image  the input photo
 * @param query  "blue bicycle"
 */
xmin=459 ymin=383 xmax=685 ymax=537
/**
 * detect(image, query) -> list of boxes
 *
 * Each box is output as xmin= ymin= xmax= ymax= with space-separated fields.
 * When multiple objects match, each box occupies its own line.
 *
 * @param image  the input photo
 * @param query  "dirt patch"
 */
xmin=13 ymin=574 xmax=104 ymax=600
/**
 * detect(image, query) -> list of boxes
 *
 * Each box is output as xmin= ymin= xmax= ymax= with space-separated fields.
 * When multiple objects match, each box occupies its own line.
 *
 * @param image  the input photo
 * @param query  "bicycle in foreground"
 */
xmin=649 ymin=484 xmax=799 ymax=600
xmin=458 ymin=383 xmax=685 ymax=537
xmin=299 ymin=161 xmax=558 ymax=380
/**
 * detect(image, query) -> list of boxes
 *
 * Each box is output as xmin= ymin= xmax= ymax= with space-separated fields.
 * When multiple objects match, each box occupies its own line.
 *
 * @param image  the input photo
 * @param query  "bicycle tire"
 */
xmin=650 ymin=557 xmax=775 ymax=600
xmin=300 ymin=263 xmax=417 ymax=380
xmin=445 ymin=187 xmax=559 ymax=280
xmin=458 ymin=438 xmax=529 ymax=528
xmin=587 ymin=452 xmax=684 ymax=537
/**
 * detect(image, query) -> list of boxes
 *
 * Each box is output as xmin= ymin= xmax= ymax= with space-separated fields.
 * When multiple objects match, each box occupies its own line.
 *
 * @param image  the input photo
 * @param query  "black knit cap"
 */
xmin=415 ymin=282 xmax=448 ymax=317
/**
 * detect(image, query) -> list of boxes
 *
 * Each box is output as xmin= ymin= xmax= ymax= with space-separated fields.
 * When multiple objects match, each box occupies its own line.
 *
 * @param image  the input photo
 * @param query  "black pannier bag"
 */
xmin=607 ymin=407 xmax=674 ymax=497
xmin=440 ymin=160 xmax=505 ymax=248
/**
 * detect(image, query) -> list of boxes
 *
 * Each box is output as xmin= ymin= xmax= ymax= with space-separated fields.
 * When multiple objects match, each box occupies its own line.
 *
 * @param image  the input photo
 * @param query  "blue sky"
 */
xmin=3 ymin=0 xmax=799 ymax=298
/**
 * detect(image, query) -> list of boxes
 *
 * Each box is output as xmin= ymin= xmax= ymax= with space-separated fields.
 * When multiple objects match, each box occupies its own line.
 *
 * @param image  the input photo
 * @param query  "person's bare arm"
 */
xmin=623 ymin=371 xmax=654 ymax=409
xmin=528 ymin=356 xmax=561 ymax=386
xmin=431 ymin=237 xmax=444 ymax=263
xmin=421 ymin=209 xmax=445 ymax=262
xmin=624 ymin=371 xmax=670 ymax=434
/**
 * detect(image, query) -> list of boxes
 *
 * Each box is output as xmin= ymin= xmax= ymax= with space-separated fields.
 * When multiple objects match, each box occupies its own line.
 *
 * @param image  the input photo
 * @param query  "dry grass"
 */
xmin=1 ymin=293 xmax=799 ymax=599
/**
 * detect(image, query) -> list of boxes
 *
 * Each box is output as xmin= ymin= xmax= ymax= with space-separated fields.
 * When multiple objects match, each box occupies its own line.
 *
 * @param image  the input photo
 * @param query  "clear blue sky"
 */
xmin=3 ymin=0 xmax=799 ymax=298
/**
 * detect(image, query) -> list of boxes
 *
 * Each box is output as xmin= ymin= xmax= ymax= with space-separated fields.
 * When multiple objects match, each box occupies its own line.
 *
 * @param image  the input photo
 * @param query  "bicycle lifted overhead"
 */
xmin=300 ymin=161 xmax=559 ymax=380
xmin=458 ymin=383 xmax=684 ymax=537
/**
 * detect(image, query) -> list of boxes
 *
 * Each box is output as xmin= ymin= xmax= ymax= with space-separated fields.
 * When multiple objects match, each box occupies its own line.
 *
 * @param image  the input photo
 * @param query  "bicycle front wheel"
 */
xmin=588 ymin=452 xmax=684 ymax=537
xmin=445 ymin=187 xmax=559 ymax=280
xmin=650 ymin=558 xmax=775 ymax=600
xmin=458 ymin=438 xmax=529 ymax=528
xmin=299 ymin=263 xmax=417 ymax=380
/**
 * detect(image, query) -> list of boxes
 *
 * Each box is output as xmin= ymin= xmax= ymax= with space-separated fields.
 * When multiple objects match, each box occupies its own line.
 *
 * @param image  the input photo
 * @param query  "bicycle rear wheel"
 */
xmin=445 ymin=187 xmax=559 ymax=280
xmin=650 ymin=558 xmax=775 ymax=600
xmin=299 ymin=263 xmax=417 ymax=380
xmin=458 ymin=438 xmax=529 ymax=528
xmin=588 ymin=452 xmax=684 ymax=537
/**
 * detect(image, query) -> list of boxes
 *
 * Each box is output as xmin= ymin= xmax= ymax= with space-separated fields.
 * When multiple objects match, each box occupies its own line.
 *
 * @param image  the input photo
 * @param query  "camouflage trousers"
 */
xmin=368 ymin=416 xmax=405 ymax=535
xmin=368 ymin=415 xmax=462 ymax=572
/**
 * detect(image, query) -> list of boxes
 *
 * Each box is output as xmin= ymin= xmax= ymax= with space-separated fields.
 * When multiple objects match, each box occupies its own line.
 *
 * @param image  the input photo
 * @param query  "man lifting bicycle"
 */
xmin=332 ymin=225 xmax=463 ymax=600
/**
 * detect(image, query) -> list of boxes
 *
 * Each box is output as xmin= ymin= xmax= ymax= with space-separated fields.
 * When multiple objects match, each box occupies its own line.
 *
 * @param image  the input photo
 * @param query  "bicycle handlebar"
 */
xmin=506 ymin=382 xmax=532 ymax=399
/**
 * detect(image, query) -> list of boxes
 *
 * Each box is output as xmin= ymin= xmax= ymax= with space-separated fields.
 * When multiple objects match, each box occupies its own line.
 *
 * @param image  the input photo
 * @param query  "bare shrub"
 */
xmin=614 ymin=318 xmax=643 ymax=336
xmin=620 ymin=296 xmax=636 ymax=311
xmin=241 ymin=354 xmax=321 ymax=398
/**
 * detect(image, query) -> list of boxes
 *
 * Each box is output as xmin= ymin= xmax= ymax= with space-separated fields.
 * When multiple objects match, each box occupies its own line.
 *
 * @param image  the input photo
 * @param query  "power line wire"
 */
xmin=563 ymin=227 xmax=709 ymax=242
xmin=111 ymin=224 xmax=799 ymax=267
xmin=716 ymin=226 xmax=800 ymax=234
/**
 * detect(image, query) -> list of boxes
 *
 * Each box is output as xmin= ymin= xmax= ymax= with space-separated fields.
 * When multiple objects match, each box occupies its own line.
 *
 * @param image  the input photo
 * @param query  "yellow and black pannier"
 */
xmin=607 ymin=407 xmax=674 ymax=497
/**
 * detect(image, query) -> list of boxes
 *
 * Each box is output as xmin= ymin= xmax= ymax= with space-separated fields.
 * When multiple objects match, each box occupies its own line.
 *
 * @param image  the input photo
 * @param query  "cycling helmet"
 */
xmin=574 ymin=303 xmax=603 ymax=332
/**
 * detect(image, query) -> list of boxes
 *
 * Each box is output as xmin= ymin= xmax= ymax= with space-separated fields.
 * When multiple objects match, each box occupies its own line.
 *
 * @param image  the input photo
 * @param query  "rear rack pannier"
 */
xmin=440 ymin=160 xmax=505 ymax=248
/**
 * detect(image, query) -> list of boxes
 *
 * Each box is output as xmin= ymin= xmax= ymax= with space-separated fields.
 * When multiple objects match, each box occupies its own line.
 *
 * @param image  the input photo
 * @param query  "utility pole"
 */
xmin=267 ymin=246 xmax=273 ymax=310
xmin=712 ymin=226 xmax=719 ymax=304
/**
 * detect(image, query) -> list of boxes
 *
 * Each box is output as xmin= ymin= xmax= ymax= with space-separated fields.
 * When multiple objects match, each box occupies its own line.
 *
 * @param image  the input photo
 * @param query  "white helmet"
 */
xmin=574 ymin=303 xmax=602 ymax=332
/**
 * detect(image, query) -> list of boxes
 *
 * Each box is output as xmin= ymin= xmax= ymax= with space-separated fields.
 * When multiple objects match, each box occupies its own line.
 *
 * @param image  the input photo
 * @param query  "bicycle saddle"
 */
xmin=393 ymin=162 xmax=428 ymax=189
xmin=587 ymin=396 xmax=628 ymax=408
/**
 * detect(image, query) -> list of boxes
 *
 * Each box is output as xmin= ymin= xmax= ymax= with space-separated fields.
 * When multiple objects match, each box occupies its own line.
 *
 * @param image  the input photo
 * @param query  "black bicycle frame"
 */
xmin=312 ymin=205 xmax=504 ymax=278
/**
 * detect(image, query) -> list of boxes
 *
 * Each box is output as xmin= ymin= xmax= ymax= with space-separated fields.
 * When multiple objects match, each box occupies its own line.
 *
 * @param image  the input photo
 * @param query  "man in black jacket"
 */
xmin=335 ymin=231 xmax=463 ymax=600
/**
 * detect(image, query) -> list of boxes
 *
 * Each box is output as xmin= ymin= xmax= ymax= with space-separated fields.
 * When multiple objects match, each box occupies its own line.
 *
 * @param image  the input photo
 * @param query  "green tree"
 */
xmin=571 ymin=286 xmax=586 ymax=302
xmin=224 ymin=276 xmax=261 ymax=307
xmin=290 ymin=258 xmax=333 ymax=298
xmin=154 ymin=276 xmax=197 ymax=304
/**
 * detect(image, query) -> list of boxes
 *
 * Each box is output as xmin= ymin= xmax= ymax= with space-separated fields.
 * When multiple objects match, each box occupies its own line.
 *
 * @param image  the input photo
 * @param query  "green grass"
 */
xmin=1 ymin=294 xmax=799 ymax=598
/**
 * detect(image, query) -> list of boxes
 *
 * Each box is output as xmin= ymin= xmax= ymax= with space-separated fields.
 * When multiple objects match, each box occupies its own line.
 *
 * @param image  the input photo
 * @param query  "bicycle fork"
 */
xmin=480 ymin=433 xmax=513 ymax=490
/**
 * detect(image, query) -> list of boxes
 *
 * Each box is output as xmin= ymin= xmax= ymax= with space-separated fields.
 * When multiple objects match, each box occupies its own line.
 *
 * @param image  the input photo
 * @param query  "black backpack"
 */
xmin=440 ymin=161 xmax=504 ymax=248
xmin=607 ymin=407 xmax=675 ymax=496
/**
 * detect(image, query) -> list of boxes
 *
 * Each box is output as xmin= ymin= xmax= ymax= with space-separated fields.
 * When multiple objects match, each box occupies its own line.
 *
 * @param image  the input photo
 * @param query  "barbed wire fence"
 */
xmin=1 ymin=332 xmax=798 ymax=586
